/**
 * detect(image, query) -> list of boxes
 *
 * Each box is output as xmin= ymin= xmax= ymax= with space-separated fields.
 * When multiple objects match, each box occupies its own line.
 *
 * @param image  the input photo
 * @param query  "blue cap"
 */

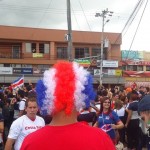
xmin=138 ymin=95 xmax=150 ymax=112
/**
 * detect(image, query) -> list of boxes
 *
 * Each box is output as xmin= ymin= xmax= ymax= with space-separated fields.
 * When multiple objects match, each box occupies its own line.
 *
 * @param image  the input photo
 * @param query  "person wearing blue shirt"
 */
xmin=94 ymin=96 xmax=124 ymax=145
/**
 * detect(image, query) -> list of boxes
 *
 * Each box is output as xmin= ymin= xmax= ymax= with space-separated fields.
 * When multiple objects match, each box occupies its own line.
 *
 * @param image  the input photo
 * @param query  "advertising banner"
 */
xmin=13 ymin=68 xmax=22 ymax=74
xmin=13 ymin=68 xmax=33 ymax=74
xmin=22 ymin=68 xmax=33 ymax=74
xmin=103 ymin=60 xmax=118 ymax=68
xmin=0 ymin=67 xmax=12 ymax=74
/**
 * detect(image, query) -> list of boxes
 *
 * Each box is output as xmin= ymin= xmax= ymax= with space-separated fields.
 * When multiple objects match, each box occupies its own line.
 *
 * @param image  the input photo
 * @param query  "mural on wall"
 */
xmin=121 ymin=50 xmax=144 ymax=60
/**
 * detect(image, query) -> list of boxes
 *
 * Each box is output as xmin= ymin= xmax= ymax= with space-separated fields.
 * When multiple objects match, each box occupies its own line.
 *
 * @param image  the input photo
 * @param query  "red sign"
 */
xmin=122 ymin=60 xmax=150 ymax=66
xmin=123 ymin=71 xmax=150 ymax=77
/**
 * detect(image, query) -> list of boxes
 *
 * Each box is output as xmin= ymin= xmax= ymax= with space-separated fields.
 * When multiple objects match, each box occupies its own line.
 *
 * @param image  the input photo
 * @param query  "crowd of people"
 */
xmin=81 ymin=85 xmax=150 ymax=150
xmin=0 ymin=61 xmax=150 ymax=150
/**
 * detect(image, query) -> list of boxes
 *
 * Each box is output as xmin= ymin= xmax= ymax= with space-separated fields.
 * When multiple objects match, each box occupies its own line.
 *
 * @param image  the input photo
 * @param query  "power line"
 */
xmin=113 ymin=0 xmax=144 ymax=45
xmin=125 ymin=0 xmax=148 ymax=60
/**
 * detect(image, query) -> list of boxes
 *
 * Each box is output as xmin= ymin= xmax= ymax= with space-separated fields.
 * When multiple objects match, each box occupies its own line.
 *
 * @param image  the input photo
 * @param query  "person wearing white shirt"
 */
xmin=4 ymin=97 xmax=45 ymax=150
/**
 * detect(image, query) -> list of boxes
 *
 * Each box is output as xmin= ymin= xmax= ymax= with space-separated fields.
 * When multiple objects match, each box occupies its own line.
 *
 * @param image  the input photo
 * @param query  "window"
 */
xmin=22 ymin=64 xmax=32 ymax=68
xmin=38 ymin=65 xmax=50 ymax=69
xmin=31 ymin=43 xmax=36 ymax=53
xmin=75 ymin=47 xmax=89 ymax=58
xmin=57 ymin=47 xmax=67 ymax=59
xmin=127 ymin=65 xmax=137 ymax=71
xmin=25 ymin=43 xmax=31 ymax=53
xmin=146 ymin=66 xmax=150 ymax=71
xmin=39 ymin=43 xmax=44 ymax=53
xmin=137 ymin=65 xmax=143 ymax=71
xmin=0 ymin=64 xmax=4 ymax=67
xmin=39 ymin=43 xmax=50 ymax=54
xmin=12 ymin=64 xmax=21 ymax=68
xmin=121 ymin=66 xmax=126 ymax=70
xmin=25 ymin=43 xmax=36 ymax=53
xmin=12 ymin=45 xmax=20 ymax=59
xmin=44 ymin=44 xmax=49 ymax=54
xmin=92 ymin=48 xmax=100 ymax=56
xmin=4 ymin=64 xmax=10 ymax=67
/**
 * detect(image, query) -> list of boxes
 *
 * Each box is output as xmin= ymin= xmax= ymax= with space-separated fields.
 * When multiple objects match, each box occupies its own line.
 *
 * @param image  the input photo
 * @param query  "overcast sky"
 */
xmin=0 ymin=0 xmax=149 ymax=51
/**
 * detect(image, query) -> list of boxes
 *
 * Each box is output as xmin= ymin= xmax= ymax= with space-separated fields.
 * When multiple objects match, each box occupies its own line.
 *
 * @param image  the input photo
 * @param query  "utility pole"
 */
xmin=66 ymin=0 xmax=72 ymax=61
xmin=95 ymin=8 xmax=113 ymax=86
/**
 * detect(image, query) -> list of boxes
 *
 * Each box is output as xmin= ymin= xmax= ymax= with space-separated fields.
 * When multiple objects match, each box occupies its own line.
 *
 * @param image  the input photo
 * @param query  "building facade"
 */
xmin=122 ymin=50 xmax=150 ymax=87
xmin=0 ymin=25 xmax=123 ymax=86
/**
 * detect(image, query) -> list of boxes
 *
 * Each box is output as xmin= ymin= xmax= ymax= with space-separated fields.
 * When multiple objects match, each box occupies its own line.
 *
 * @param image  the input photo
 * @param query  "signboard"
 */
xmin=13 ymin=68 xmax=22 ymax=74
xmin=115 ymin=70 xmax=122 ymax=76
xmin=22 ymin=68 xmax=33 ymax=74
xmin=122 ymin=60 xmax=150 ymax=66
xmin=94 ymin=69 xmax=100 ymax=76
xmin=74 ymin=59 xmax=91 ymax=67
xmin=108 ymin=70 xmax=115 ymax=75
xmin=103 ymin=60 xmax=118 ymax=68
xmin=13 ymin=68 xmax=33 ymax=74
xmin=33 ymin=53 xmax=43 ymax=58
xmin=121 ymin=50 xmax=143 ymax=60
xmin=0 ymin=67 xmax=12 ymax=74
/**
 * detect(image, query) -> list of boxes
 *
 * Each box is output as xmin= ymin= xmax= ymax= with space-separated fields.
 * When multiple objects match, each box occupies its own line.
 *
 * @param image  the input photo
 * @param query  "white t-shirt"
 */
xmin=19 ymin=98 xmax=26 ymax=111
xmin=8 ymin=115 xmax=45 ymax=150
xmin=114 ymin=107 xmax=125 ymax=117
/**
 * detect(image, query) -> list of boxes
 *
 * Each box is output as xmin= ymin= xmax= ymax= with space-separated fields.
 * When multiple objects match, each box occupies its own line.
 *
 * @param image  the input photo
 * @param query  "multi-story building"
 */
xmin=122 ymin=50 xmax=150 ymax=87
xmin=0 ymin=25 xmax=123 ymax=87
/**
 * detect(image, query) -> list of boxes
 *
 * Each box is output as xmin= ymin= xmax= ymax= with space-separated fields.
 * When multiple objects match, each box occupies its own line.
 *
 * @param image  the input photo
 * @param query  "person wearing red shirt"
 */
xmin=21 ymin=61 xmax=115 ymax=150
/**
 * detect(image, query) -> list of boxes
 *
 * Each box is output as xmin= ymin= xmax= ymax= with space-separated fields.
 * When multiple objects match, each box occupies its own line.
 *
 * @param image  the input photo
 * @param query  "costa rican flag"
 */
xmin=11 ymin=76 xmax=24 ymax=89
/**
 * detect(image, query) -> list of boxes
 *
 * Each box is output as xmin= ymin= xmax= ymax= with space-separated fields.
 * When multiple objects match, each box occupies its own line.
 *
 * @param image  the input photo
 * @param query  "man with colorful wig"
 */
xmin=21 ymin=61 xmax=115 ymax=150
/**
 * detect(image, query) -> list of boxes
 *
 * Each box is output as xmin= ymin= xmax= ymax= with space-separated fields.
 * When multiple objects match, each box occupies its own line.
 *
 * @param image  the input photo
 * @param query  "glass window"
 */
xmin=121 ymin=66 xmax=126 ymax=70
xmin=12 ymin=64 xmax=21 ymax=68
xmin=38 ymin=65 xmax=50 ymax=69
xmin=4 ymin=64 xmax=10 ymax=67
xmin=12 ymin=45 xmax=20 ymax=59
xmin=39 ymin=43 xmax=50 ymax=54
xmin=92 ymin=48 xmax=100 ymax=56
xmin=39 ymin=43 xmax=44 ymax=53
xmin=22 ymin=64 xmax=32 ymax=68
xmin=146 ymin=66 xmax=150 ymax=71
xmin=0 ymin=64 xmax=4 ymax=67
xmin=44 ymin=44 xmax=49 ymax=54
xmin=31 ymin=43 xmax=36 ymax=53
xmin=25 ymin=43 xmax=31 ymax=53
xmin=137 ymin=65 xmax=143 ymax=71
xmin=57 ymin=47 xmax=67 ymax=59
xmin=127 ymin=65 xmax=137 ymax=71
xmin=75 ymin=47 xmax=89 ymax=58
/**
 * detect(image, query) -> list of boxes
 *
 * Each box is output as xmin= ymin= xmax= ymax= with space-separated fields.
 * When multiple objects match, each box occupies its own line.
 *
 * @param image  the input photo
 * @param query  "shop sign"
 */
xmin=0 ymin=67 xmax=12 ymax=74
xmin=13 ymin=68 xmax=22 ymax=74
xmin=22 ymin=68 xmax=33 ymax=74
xmin=33 ymin=53 xmax=43 ymax=58
xmin=103 ymin=60 xmax=118 ymax=68
xmin=74 ymin=59 xmax=91 ymax=66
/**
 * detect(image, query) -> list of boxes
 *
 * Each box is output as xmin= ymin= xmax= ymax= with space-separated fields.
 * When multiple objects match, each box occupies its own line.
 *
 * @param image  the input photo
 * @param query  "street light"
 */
xmin=95 ymin=8 xmax=113 ymax=86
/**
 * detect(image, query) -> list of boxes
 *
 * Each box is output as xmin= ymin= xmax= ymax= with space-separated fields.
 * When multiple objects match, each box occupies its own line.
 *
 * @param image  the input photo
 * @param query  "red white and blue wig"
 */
xmin=36 ymin=61 xmax=96 ymax=115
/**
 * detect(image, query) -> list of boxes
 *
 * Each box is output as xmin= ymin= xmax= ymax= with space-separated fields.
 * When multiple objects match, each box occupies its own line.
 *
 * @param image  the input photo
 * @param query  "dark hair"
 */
xmin=130 ymin=93 xmax=138 ymax=101
xmin=99 ymin=96 xmax=111 ymax=114
xmin=28 ymin=90 xmax=37 ymax=99
xmin=18 ymin=90 xmax=25 ymax=98
xmin=146 ymin=87 xmax=150 ymax=92
xmin=26 ymin=85 xmax=32 ymax=92
xmin=102 ymin=90 xmax=108 ymax=97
